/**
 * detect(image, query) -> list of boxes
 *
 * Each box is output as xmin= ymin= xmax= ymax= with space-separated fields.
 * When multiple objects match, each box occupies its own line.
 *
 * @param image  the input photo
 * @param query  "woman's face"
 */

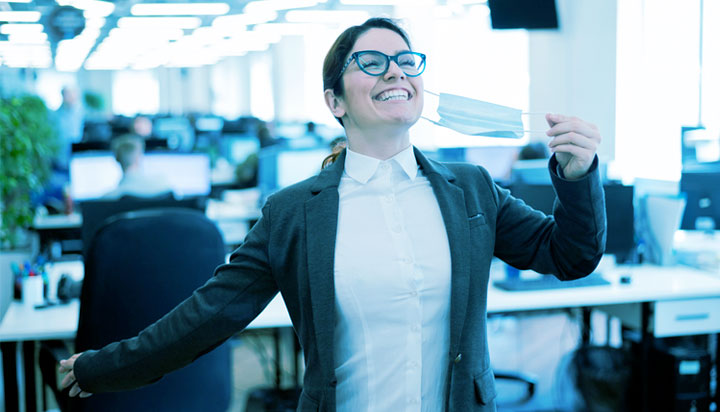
xmin=334 ymin=28 xmax=424 ymax=133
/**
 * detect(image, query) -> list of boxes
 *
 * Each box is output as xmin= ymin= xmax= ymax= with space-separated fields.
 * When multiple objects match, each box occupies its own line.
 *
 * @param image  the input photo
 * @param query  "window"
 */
xmin=111 ymin=70 xmax=159 ymax=116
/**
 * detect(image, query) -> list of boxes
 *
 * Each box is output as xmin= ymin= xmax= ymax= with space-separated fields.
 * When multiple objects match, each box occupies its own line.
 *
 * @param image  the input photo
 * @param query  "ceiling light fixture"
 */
xmin=0 ymin=23 xmax=44 ymax=35
xmin=131 ymin=2 xmax=230 ymax=16
xmin=0 ymin=11 xmax=42 ymax=23
xmin=284 ymin=10 xmax=371 ymax=24
xmin=117 ymin=17 xmax=202 ymax=29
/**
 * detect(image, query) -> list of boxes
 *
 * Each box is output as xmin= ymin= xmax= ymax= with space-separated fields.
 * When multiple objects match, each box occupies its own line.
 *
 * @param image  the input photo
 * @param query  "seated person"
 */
xmin=104 ymin=134 xmax=174 ymax=199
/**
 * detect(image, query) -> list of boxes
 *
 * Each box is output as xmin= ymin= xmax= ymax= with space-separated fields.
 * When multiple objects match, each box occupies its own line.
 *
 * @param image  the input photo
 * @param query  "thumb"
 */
xmin=545 ymin=113 xmax=557 ymax=128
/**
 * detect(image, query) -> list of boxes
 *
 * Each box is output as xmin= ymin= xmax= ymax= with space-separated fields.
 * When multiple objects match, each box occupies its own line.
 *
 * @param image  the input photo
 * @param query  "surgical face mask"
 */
xmin=424 ymin=92 xmax=531 ymax=138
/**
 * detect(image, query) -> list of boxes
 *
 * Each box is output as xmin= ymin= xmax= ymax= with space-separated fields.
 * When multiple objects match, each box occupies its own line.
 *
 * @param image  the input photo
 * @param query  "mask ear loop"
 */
xmin=422 ymin=89 xmax=548 ymax=135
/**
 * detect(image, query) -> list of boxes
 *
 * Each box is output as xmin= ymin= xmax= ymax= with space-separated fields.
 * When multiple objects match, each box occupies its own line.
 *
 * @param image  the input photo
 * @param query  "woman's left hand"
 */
xmin=545 ymin=113 xmax=602 ymax=180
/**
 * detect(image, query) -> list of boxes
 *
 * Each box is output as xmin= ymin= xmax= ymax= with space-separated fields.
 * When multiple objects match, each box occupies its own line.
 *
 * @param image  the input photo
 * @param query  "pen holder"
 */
xmin=22 ymin=276 xmax=45 ymax=307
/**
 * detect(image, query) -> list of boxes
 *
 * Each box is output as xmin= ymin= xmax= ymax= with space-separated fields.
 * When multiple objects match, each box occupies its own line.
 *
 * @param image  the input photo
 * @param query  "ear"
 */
xmin=324 ymin=89 xmax=346 ymax=119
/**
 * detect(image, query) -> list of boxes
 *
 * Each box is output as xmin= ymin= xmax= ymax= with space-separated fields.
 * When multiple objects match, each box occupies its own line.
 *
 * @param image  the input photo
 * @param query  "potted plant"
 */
xmin=0 ymin=95 xmax=58 ymax=249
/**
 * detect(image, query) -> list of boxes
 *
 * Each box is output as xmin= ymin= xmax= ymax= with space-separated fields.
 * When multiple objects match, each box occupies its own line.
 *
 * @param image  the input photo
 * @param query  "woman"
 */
xmin=61 ymin=17 xmax=605 ymax=411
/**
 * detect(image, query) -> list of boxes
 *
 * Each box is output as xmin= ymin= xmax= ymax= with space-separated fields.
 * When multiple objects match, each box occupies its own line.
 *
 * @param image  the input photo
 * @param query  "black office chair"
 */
xmin=41 ymin=208 xmax=231 ymax=412
xmin=78 ymin=194 xmax=207 ymax=258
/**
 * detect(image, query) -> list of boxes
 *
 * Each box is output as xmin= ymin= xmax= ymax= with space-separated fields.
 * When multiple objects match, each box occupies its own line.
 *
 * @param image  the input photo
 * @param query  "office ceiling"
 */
xmin=1 ymin=0 xmax=455 ymax=71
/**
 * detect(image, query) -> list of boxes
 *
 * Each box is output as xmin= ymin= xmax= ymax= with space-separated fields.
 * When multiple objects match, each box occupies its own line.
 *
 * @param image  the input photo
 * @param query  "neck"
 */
xmin=345 ymin=125 xmax=411 ymax=160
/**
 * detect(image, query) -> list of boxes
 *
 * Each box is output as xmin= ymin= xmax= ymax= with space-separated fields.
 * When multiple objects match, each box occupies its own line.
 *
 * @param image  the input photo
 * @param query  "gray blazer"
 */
xmin=75 ymin=147 xmax=606 ymax=411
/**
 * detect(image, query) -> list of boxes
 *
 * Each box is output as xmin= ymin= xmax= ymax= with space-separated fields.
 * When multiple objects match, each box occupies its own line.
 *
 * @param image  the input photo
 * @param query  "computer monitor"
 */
xmin=510 ymin=159 xmax=551 ymax=184
xmin=194 ymin=116 xmax=224 ymax=133
xmin=153 ymin=117 xmax=195 ymax=151
xmin=222 ymin=135 xmax=260 ymax=164
xmin=464 ymin=146 xmax=520 ymax=183
xmin=69 ymin=153 xmax=123 ymax=200
xmin=144 ymin=153 xmax=211 ymax=198
xmin=508 ymin=183 xmax=636 ymax=261
xmin=680 ymin=167 xmax=720 ymax=230
xmin=257 ymin=146 xmax=330 ymax=196
xmin=69 ymin=152 xmax=211 ymax=201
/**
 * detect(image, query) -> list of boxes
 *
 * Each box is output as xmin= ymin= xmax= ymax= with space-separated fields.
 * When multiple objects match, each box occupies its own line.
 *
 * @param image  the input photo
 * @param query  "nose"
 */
xmin=383 ymin=60 xmax=405 ymax=81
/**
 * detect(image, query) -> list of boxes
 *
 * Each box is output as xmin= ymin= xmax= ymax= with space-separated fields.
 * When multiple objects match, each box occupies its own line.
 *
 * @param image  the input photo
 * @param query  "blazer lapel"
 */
xmin=414 ymin=148 xmax=471 ymax=356
xmin=305 ymin=150 xmax=345 ymax=379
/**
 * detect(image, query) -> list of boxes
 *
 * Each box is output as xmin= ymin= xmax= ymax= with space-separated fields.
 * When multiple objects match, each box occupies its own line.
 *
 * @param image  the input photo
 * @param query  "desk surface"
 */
xmin=32 ymin=199 xmax=262 ymax=231
xmin=3 ymin=263 xmax=720 ymax=343
xmin=488 ymin=265 xmax=720 ymax=313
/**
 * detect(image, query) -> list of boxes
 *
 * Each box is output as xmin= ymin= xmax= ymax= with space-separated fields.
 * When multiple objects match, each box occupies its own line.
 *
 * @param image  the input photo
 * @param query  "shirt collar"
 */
xmin=344 ymin=145 xmax=418 ymax=184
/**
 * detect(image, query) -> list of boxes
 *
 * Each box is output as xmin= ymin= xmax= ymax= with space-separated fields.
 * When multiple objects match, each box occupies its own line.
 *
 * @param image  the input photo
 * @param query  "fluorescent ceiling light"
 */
xmin=0 ymin=11 xmax=42 ymax=23
xmin=284 ymin=10 xmax=370 ymax=24
xmin=244 ymin=0 xmax=322 ymax=13
xmin=212 ymin=10 xmax=277 ymax=28
xmin=109 ymin=27 xmax=184 ymax=41
xmin=0 ymin=23 xmax=43 ymax=35
xmin=117 ymin=17 xmax=202 ymax=29
xmin=339 ymin=0 xmax=411 ymax=4
xmin=253 ymin=22 xmax=325 ymax=37
xmin=84 ymin=17 xmax=107 ymax=30
xmin=131 ymin=3 xmax=230 ymax=16
xmin=8 ymin=32 xmax=48 ymax=44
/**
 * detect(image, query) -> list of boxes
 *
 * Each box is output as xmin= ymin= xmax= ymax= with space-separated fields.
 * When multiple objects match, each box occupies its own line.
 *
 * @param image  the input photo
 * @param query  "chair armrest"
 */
xmin=39 ymin=340 xmax=73 ymax=411
xmin=40 ymin=340 xmax=72 ymax=364
xmin=495 ymin=370 xmax=537 ymax=403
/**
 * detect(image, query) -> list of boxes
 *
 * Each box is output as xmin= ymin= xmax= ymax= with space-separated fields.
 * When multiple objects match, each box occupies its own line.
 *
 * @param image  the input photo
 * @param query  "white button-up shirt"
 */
xmin=333 ymin=146 xmax=452 ymax=412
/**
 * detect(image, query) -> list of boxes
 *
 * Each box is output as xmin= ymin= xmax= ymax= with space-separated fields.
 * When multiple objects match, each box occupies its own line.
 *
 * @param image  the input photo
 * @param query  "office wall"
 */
xmin=528 ymin=0 xmax=617 ymax=164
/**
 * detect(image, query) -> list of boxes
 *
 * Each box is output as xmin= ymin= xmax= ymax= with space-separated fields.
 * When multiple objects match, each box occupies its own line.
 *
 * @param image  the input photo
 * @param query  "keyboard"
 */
xmin=493 ymin=273 xmax=610 ymax=292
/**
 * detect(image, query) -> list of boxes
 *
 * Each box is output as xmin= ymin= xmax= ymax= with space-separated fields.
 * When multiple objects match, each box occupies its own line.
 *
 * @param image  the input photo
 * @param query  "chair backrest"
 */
xmin=79 ymin=194 xmax=207 ymax=257
xmin=72 ymin=208 xmax=230 ymax=412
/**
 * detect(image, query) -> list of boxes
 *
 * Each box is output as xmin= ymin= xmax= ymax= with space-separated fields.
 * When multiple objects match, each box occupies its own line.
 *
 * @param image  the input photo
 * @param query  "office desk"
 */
xmin=0 ymin=260 xmax=283 ymax=412
xmin=32 ymin=200 xmax=263 ymax=250
xmin=3 ymin=263 xmax=720 ymax=412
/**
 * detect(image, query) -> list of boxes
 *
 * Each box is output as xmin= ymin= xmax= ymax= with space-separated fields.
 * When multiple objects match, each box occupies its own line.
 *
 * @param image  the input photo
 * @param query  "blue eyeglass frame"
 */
xmin=338 ymin=50 xmax=427 ymax=78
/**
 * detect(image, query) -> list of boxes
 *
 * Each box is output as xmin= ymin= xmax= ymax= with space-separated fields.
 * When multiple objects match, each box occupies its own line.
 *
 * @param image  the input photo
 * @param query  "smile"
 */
xmin=374 ymin=89 xmax=411 ymax=102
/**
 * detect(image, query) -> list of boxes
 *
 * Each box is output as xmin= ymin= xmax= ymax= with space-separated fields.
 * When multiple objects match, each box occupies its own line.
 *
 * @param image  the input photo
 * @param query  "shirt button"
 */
xmin=392 ymin=225 xmax=402 ymax=233
xmin=410 ymin=290 xmax=418 ymax=297
xmin=384 ymin=195 xmax=394 ymax=203
xmin=411 ymin=324 xmax=420 ymax=332
xmin=381 ymin=163 xmax=390 ymax=171
xmin=402 ymin=257 xmax=412 ymax=264
xmin=408 ymin=361 xmax=418 ymax=368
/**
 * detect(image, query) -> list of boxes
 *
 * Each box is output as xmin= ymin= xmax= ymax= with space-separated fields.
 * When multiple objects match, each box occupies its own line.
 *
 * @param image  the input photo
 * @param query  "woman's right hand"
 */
xmin=59 ymin=353 xmax=93 ymax=398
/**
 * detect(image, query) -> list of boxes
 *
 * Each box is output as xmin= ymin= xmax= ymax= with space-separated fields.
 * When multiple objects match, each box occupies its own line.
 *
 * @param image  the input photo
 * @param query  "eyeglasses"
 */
xmin=339 ymin=50 xmax=426 ymax=78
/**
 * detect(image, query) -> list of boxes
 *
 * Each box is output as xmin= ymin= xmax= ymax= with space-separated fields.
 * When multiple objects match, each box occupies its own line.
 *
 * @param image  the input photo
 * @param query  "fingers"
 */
xmin=546 ymin=114 xmax=600 ymax=140
xmin=69 ymin=382 xmax=92 ymax=398
xmin=60 ymin=370 xmax=76 ymax=390
xmin=59 ymin=352 xmax=92 ymax=397
xmin=545 ymin=114 xmax=601 ymax=153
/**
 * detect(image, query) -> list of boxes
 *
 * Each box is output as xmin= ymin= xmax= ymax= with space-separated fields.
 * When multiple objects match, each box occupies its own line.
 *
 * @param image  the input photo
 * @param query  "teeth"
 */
xmin=376 ymin=89 xmax=409 ymax=101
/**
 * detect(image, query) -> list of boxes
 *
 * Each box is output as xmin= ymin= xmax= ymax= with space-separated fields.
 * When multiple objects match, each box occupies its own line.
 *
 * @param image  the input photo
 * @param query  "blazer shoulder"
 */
xmin=265 ymin=174 xmax=319 ymax=207
xmin=441 ymin=161 xmax=494 ymax=187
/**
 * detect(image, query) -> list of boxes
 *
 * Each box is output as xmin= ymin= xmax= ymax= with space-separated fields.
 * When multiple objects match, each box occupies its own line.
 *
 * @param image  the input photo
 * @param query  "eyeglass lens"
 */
xmin=356 ymin=51 xmax=424 ymax=76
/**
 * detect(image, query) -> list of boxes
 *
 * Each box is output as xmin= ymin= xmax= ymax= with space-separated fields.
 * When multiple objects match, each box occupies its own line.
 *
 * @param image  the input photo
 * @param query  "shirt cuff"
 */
xmin=548 ymin=154 xmax=599 ymax=181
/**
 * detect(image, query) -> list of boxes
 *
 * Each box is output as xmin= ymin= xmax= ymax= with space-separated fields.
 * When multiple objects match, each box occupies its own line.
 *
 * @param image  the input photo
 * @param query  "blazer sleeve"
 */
xmin=493 ymin=155 xmax=606 ymax=279
xmin=73 ymin=201 xmax=279 ymax=393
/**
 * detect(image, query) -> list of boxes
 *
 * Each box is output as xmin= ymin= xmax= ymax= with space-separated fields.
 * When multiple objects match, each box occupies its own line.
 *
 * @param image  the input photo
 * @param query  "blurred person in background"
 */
xmin=104 ymin=134 xmax=173 ymax=199
xmin=53 ymin=86 xmax=85 ymax=172
xmin=131 ymin=115 xmax=154 ymax=139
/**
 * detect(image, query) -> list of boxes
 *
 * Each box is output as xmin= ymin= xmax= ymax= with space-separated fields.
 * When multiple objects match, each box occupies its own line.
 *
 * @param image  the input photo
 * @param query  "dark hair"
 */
xmin=322 ymin=17 xmax=412 ymax=127
xmin=111 ymin=133 xmax=144 ymax=171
